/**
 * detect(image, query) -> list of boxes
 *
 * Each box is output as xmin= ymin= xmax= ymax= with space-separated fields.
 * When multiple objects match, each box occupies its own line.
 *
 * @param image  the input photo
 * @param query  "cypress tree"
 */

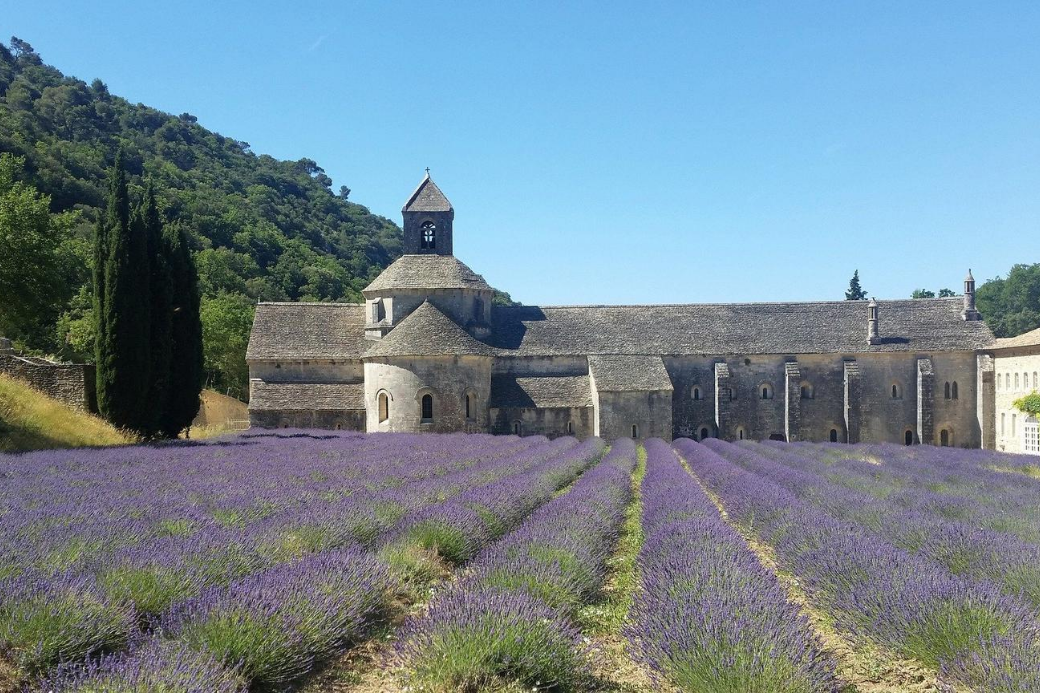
xmin=95 ymin=149 xmax=152 ymax=433
xmin=91 ymin=214 xmax=109 ymax=415
xmin=142 ymin=183 xmax=173 ymax=437
xmin=162 ymin=222 xmax=204 ymax=437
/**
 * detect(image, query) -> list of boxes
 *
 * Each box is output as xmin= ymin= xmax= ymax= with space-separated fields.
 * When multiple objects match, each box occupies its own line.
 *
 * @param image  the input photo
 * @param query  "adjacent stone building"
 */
xmin=246 ymin=174 xmax=1000 ymax=445
xmin=989 ymin=327 xmax=1040 ymax=454
xmin=0 ymin=337 xmax=97 ymax=412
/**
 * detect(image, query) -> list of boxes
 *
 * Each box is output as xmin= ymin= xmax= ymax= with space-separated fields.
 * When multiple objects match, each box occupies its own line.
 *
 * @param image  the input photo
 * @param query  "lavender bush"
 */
xmin=626 ymin=439 xmax=838 ymax=692
xmin=397 ymin=439 xmax=637 ymax=690
xmin=683 ymin=438 xmax=1040 ymax=691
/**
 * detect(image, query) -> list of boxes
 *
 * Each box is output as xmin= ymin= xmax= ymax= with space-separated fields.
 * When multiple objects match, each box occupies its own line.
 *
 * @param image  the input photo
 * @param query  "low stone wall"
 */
xmin=0 ymin=341 xmax=96 ymax=412
xmin=249 ymin=408 xmax=366 ymax=431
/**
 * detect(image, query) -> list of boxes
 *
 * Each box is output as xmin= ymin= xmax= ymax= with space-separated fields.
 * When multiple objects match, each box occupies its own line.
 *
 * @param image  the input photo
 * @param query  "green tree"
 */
xmin=0 ymin=153 xmax=64 ymax=340
xmin=845 ymin=270 xmax=868 ymax=300
xmin=141 ymin=184 xmax=173 ymax=436
xmin=911 ymin=289 xmax=936 ymax=299
xmin=938 ymin=288 xmax=956 ymax=298
xmin=976 ymin=264 xmax=1040 ymax=338
xmin=200 ymin=293 xmax=255 ymax=399
xmin=94 ymin=150 xmax=152 ymax=432
xmin=162 ymin=222 xmax=204 ymax=436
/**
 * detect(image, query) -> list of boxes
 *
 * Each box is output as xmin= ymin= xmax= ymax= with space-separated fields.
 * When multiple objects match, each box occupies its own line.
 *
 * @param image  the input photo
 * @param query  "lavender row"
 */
xmin=721 ymin=440 xmax=1040 ymax=609
xmin=43 ymin=548 xmax=391 ymax=691
xmin=778 ymin=440 xmax=1040 ymax=543
xmin=0 ymin=433 xmax=553 ymax=682
xmin=683 ymin=439 xmax=1040 ymax=692
xmin=625 ymin=439 xmax=837 ymax=692
xmin=396 ymin=439 xmax=638 ymax=690
xmin=383 ymin=436 xmax=606 ymax=564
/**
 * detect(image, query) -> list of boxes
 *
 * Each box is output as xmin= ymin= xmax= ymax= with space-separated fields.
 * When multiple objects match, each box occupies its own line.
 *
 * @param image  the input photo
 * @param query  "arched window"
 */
xmin=567 ymin=421 xmax=573 ymax=435
xmin=904 ymin=430 xmax=914 ymax=445
xmin=760 ymin=384 xmax=773 ymax=400
xmin=700 ymin=427 xmax=709 ymax=440
xmin=465 ymin=394 xmax=472 ymax=420
xmin=421 ymin=394 xmax=433 ymax=421
xmin=631 ymin=424 xmax=639 ymax=438
xmin=513 ymin=421 xmax=522 ymax=435
xmin=944 ymin=382 xmax=951 ymax=399
xmin=1006 ymin=373 xmax=1011 ymax=389
xmin=420 ymin=221 xmax=436 ymax=250
xmin=800 ymin=383 xmax=814 ymax=399
xmin=737 ymin=427 xmax=746 ymax=440
xmin=891 ymin=384 xmax=902 ymax=399
xmin=378 ymin=392 xmax=389 ymax=423
xmin=829 ymin=429 xmax=838 ymax=443
xmin=1034 ymin=372 xmax=1038 ymax=389
xmin=940 ymin=429 xmax=950 ymax=447
xmin=952 ymin=382 xmax=958 ymax=400
xmin=1015 ymin=373 xmax=1020 ymax=390
xmin=1012 ymin=414 xmax=1017 ymax=437
xmin=692 ymin=386 xmax=702 ymax=401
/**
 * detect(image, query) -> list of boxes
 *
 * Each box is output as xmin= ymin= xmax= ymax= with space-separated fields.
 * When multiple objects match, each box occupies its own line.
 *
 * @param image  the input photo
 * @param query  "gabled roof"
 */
xmin=250 ymin=381 xmax=365 ymax=411
xmin=363 ymin=301 xmax=495 ymax=359
xmin=589 ymin=355 xmax=673 ymax=391
xmin=402 ymin=174 xmax=452 ymax=213
xmin=246 ymin=303 xmax=368 ymax=361
xmin=993 ymin=326 xmax=1040 ymax=350
xmin=490 ymin=375 xmax=592 ymax=408
xmin=487 ymin=298 xmax=994 ymax=356
xmin=363 ymin=255 xmax=492 ymax=293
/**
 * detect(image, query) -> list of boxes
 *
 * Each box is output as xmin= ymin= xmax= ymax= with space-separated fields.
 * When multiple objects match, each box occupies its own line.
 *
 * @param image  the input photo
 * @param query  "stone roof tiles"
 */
xmin=250 ymin=381 xmax=365 ymax=411
xmin=489 ymin=375 xmax=593 ymax=408
xmin=363 ymin=301 xmax=496 ymax=359
xmin=363 ymin=255 xmax=492 ymax=293
xmin=992 ymin=326 xmax=1040 ymax=350
xmin=246 ymin=303 xmax=368 ymax=361
xmin=589 ymin=355 xmax=673 ymax=391
xmin=486 ymin=298 xmax=994 ymax=356
xmin=402 ymin=175 xmax=452 ymax=212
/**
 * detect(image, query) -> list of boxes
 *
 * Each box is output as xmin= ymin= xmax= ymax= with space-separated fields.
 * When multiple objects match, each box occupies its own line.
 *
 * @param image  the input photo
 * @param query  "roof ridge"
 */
xmin=501 ymin=297 xmax=964 ymax=310
xmin=257 ymin=301 xmax=363 ymax=307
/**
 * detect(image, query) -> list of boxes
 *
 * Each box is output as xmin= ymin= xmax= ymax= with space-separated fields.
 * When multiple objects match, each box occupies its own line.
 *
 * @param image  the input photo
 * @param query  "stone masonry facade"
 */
xmin=245 ymin=174 xmax=1015 ymax=448
xmin=0 ymin=338 xmax=97 ymax=413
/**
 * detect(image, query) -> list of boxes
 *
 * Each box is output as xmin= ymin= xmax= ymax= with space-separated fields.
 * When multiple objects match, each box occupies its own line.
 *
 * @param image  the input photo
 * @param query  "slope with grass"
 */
xmin=0 ymin=373 xmax=134 ymax=451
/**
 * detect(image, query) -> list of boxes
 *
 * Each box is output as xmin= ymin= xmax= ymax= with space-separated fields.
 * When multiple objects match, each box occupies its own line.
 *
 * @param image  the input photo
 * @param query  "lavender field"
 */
xmin=1 ymin=432 xmax=1039 ymax=692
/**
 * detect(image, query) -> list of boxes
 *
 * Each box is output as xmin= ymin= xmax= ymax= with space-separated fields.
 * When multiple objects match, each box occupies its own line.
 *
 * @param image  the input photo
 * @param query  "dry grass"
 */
xmin=186 ymin=389 xmax=249 ymax=438
xmin=0 ymin=373 xmax=135 ymax=452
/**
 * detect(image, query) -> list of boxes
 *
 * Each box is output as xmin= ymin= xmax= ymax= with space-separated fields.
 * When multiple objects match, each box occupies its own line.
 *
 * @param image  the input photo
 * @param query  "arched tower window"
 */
xmin=378 ymin=392 xmax=389 ymax=423
xmin=800 ymin=383 xmax=814 ymax=399
xmin=760 ymin=383 xmax=773 ymax=400
xmin=692 ymin=386 xmax=702 ymax=401
xmin=829 ymin=429 xmax=838 ymax=443
xmin=465 ymin=393 xmax=472 ymax=420
xmin=420 ymin=221 xmax=436 ymax=250
xmin=904 ymin=430 xmax=914 ymax=445
xmin=421 ymin=394 xmax=433 ymax=421
xmin=891 ymin=384 xmax=902 ymax=400
xmin=952 ymin=382 xmax=958 ymax=400
xmin=700 ymin=427 xmax=709 ymax=440
xmin=940 ymin=429 xmax=950 ymax=447
xmin=737 ymin=427 xmax=746 ymax=440
xmin=944 ymin=382 xmax=951 ymax=399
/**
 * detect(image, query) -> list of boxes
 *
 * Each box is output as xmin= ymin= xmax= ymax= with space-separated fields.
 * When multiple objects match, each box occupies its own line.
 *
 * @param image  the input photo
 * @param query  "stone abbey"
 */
xmin=245 ymin=173 xmax=1038 ymax=449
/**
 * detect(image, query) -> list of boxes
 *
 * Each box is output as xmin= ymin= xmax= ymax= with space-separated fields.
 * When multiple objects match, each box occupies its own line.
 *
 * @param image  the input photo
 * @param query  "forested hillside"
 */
xmin=0 ymin=37 xmax=402 ymax=398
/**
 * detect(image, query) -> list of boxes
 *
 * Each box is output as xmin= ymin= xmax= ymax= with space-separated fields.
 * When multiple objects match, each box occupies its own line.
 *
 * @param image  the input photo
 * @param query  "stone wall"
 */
xmin=992 ymin=346 xmax=1040 ymax=453
xmin=249 ymin=408 xmax=366 ymax=431
xmin=665 ymin=350 xmax=981 ymax=446
xmin=249 ymin=360 xmax=363 ymax=383
xmin=594 ymin=390 xmax=673 ymax=440
xmin=363 ymin=355 xmax=492 ymax=433
xmin=0 ymin=342 xmax=96 ymax=412
xmin=489 ymin=406 xmax=593 ymax=438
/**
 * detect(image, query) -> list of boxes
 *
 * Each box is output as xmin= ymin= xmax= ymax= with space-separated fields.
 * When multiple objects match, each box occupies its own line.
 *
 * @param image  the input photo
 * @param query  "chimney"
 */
xmin=962 ymin=269 xmax=980 ymax=321
xmin=867 ymin=298 xmax=881 ymax=345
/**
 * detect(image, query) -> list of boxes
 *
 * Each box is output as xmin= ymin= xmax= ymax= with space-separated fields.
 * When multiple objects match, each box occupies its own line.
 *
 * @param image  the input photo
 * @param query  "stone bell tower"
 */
xmin=402 ymin=171 xmax=454 ymax=256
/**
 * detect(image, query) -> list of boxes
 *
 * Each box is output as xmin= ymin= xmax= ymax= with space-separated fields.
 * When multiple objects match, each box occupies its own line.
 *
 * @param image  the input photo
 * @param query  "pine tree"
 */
xmin=94 ymin=149 xmax=152 ymax=433
xmin=142 ymin=184 xmax=173 ymax=436
xmin=162 ymin=222 xmax=204 ymax=437
xmin=845 ymin=270 xmax=868 ymax=300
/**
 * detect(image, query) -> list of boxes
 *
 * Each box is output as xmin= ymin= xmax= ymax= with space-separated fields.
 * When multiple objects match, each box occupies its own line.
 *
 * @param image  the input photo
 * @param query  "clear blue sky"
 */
xmin=3 ymin=1 xmax=1038 ymax=305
